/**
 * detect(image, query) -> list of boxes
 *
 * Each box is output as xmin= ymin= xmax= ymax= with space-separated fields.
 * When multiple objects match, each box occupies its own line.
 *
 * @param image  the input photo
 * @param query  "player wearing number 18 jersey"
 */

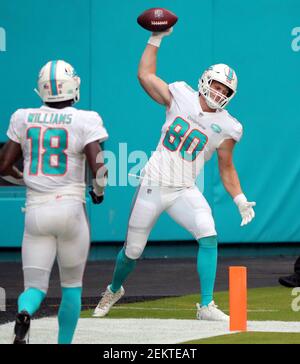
xmin=93 ymin=28 xmax=256 ymax=321
xmin=0 ymin=60 xmax=108 ymax=343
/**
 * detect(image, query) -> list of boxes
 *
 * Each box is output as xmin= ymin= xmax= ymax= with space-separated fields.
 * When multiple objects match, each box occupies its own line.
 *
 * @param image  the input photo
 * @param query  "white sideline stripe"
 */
xmin=247 ymin=310 xmax=279 ymax=312
xmin=111 ymin=306 xmax=279 ymax=313
xmin=1 ymin=318 xmax=300 ymax=344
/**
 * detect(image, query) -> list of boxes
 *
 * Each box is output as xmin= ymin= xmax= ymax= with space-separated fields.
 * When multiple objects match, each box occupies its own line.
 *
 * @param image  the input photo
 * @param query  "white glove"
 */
xmin=234 ymin=193 xmax=256 ymax=226
xmin=148 ymin=27 xmax=173 ymax=48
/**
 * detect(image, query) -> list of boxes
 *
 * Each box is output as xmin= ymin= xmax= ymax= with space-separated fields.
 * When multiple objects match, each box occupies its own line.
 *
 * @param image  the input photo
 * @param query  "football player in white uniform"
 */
xmin=93 ymin=29 xmax=255 ymax=321
xmin=0 ymin=60 xmax=108 ymax=343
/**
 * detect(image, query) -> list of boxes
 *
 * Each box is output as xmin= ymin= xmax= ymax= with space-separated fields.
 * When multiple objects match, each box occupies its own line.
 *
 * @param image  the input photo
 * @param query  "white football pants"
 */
xmin=22 ymin=198 xmax=90 ymax=292
xmin=125 ymin=185 xmax=217 ymax=259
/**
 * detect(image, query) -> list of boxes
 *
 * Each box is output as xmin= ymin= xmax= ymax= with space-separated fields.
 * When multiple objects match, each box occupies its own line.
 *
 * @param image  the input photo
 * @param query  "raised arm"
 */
xmin=137 ymin=30 xmax=173 ymax=107
xmin=217 ymin=139 xmax=256 ymax=226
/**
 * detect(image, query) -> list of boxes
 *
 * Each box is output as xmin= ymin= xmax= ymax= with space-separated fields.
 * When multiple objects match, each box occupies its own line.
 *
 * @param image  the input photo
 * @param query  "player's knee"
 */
xmin=125 ymin=225 xmax=149 ymax=260
xmin=60 ymin=264 xmax=85 ymax=287
xmin=125 ymin=243 xmax=144 ymax=260
xmin=23 ymin=267 xmax=50 ymax=293
xmin=194 ymin=215 xmax=216 ymax=240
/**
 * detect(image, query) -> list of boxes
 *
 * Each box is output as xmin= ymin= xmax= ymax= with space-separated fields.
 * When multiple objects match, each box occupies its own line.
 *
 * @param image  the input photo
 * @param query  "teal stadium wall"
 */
xmin=0 ymin=0 xmax=299 ymax=247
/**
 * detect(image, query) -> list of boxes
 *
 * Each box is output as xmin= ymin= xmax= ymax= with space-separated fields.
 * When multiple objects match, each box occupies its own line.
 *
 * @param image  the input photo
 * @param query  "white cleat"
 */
xmin=196 ymin=301 xmax=229 ymax=322
xmin=92 ymin=285 xmax=125 ymax=318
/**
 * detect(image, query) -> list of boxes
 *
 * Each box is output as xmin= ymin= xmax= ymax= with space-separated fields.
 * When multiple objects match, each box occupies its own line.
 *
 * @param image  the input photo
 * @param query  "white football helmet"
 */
xmin=35 ymin=60 xmax=81 ymax=104
xmin=198 ymin=64 xmax=237 ymax=109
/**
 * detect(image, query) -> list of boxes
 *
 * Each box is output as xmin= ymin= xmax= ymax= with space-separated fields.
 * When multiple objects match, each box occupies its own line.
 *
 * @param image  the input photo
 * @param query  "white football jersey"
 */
xmin=7 ymin=105 xmax=108 ymax=201
xmin=142 ymin=82 xmax=243 ymax=187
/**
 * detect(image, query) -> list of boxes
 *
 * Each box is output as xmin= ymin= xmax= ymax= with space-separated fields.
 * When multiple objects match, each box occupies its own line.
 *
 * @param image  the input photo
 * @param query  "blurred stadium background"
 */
xmin=0 ymin=0 xmax=299 ymax=343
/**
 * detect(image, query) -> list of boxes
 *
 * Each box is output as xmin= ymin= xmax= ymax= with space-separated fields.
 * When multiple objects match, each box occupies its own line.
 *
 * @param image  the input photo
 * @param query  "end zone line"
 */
xmin=94 ymin=306 xmax=279 ymax=313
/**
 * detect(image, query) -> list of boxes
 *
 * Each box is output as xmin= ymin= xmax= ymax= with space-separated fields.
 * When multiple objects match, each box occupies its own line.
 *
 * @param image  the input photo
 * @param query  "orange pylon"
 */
xmin=229 ymin=266 xmax=247 ymax=331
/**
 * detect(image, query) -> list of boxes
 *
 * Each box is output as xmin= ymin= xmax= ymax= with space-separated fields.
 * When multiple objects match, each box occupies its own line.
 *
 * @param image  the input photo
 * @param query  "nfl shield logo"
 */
xmin=154 ymin=9 xmax=164 ymax=18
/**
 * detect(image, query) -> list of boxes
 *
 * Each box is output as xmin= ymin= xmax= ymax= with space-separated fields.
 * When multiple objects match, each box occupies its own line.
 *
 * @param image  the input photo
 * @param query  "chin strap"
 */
xmin=34 ymin=88 xmax=41 ymax=98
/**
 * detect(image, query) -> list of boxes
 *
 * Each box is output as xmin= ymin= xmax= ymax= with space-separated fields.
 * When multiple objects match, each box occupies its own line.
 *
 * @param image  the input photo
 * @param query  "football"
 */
xmin=137 ymin=8 xmax=178 ymax=32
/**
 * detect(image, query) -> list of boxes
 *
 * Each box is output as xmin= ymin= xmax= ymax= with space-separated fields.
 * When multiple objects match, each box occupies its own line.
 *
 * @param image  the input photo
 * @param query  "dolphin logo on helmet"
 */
xmin=225 ymin=66 xmax=235 ymax=84
xmin=198 ymin=63 xmax=238 ymax=109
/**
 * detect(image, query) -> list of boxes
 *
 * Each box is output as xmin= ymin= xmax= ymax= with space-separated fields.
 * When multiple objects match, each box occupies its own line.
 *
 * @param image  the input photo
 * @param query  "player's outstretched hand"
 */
xmin=152 ymin=27 xmax=173 ymax=38
xmin=89 ymin=188 xmax=104 ymax=205
xmin=234 ymin=194 xmax=256 ymax=226
xmin=148 ymin=27 xmax=173 ymax=47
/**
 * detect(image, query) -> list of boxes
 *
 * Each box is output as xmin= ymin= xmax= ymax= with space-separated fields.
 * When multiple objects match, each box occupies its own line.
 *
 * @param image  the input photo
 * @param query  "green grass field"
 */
xmin=81 ymin=286 xmax=300 ymax=344
xmin=183 ymin=332 xmax=300 ymax=344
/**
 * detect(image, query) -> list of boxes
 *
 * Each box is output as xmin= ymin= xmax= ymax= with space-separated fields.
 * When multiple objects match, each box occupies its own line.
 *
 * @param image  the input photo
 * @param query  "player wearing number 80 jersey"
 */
xmin=0 ymin=60 xmax=108 ymax=344
xmin=94 ymin=28 xmax=256 ymax=322
xmin=142 ymin=81 xmax=243 ymax=187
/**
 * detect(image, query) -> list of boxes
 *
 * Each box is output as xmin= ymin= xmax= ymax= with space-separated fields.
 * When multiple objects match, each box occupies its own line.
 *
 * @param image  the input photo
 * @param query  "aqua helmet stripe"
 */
xmin=50 ymin=60 xmax=58 ymax=95
xmin=227 ymin=67 xmax=234 ymax=82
